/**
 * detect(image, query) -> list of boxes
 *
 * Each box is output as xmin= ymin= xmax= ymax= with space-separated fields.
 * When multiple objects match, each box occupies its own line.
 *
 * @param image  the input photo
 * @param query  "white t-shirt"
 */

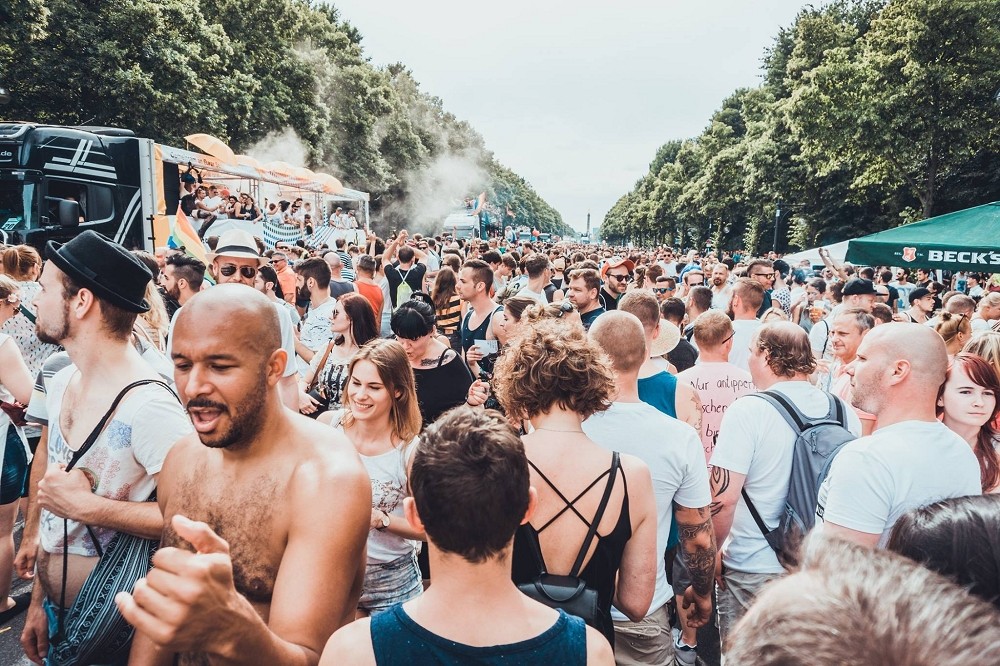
xmin=728 ymin=319 xmax=763 ymax=372
xmin=328 ymin=411 xmax=419 ymax=564
xmin=816 ymin=420 xmax=981 ymax=546
xmin=709 ymin=381 xmax=861 ymax=574
xmin=583 ymin=401 xmax=711 ymax=620
xmin=297 ymin=297 xmax=337 ymax=375
xmin=39 ymin=367 xmax=193 ymax=557
xmin=711 ymin=287 xmax=731 ymax=311
xmin=518 ymin=287 xmax=548 ymax=305
xmin=202 ymin=195 xmax=224 ymax=216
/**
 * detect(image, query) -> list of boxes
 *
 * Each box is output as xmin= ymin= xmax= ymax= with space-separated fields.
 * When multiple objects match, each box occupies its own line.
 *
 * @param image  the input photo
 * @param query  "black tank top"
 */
xmin=511 ymin=458 xmax=632 ymax=646
xmin=461 ymin=305 xmax=503 ymax=377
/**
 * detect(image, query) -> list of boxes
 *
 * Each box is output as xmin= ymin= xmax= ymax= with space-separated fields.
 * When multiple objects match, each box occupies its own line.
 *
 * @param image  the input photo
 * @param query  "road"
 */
xmin=0 ymin=519 xmax=35 ymax=666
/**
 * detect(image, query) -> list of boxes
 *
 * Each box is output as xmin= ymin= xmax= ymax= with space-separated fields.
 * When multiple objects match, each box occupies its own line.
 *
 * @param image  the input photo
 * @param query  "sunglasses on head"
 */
xmin=219 ymin=264 xmax=257 ymax=279
xmin=557 ymin=300 xmax=575 ymax=318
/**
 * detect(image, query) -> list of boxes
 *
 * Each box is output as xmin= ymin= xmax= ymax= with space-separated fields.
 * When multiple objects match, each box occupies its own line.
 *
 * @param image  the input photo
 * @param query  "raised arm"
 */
xmin=613 ymin=455 xmax=656 ymax=622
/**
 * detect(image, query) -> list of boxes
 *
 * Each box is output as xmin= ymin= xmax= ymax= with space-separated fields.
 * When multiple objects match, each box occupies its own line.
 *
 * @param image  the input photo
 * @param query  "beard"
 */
xmin=296 ymin=284 xmax=310 ymax=303
xmin=187 ymin=381 xmax=268 ymax=450
xmin=713 ymin=277 xmax=724 ymax=286
xmin=36 ymin=300 xmax=70 ymax=345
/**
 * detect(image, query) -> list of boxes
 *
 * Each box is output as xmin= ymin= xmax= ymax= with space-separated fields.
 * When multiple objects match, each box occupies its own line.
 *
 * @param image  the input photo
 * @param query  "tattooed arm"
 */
xmin=675 ymin=383 xmax=703 ymax=432
xmin=674 ymin=504 xmax=717 ymax=628
xmin=709 ymin=466 xmax=746 ymax=547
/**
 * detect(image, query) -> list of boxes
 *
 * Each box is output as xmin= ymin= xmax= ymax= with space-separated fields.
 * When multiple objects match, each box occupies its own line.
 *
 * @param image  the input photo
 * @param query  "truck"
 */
xmin=442 ymin=211 xmax=481 ymax=241
xmin=0 ymin=122 xmax=369 ymax=253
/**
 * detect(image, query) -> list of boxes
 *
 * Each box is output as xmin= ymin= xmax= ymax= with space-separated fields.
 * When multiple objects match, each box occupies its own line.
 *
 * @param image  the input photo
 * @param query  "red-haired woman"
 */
xmin=938 ymin=352 xmax=1000 ymax=493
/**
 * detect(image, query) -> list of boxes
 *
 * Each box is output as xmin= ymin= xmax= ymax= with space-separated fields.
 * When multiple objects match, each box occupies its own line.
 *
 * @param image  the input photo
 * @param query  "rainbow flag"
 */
xmin=169 ymin=206 xmax=208 ymax=265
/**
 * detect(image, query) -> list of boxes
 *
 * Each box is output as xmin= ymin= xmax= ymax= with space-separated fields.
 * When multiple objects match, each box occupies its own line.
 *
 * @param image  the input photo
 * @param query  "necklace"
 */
xmin=533 ymin=427 xmax=585 ymax=434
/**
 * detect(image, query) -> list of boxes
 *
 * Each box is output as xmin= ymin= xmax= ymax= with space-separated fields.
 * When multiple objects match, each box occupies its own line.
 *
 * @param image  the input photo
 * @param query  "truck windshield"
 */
xmin=0 ymin=180 xmax=36 ymax=231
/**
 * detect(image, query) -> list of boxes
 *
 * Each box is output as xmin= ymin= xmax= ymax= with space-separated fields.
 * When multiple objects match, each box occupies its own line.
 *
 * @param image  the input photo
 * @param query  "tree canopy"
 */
xmin=0 ymin=0 xmax=570 ymax=235
xmin=602 ymin=0 xmax=1000 ymax=253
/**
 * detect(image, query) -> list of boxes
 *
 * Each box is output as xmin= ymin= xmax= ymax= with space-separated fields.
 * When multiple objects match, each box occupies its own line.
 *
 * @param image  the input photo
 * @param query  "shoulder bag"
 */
xmin=517 ymin=452 xmax=619 ymax=626
xmin=49 ymin=379 xmax=178 ymax=666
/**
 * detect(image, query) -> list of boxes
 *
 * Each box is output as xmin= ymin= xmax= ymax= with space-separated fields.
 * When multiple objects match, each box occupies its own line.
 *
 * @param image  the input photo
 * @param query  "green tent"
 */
xmin=846 ymin=201 xmax=1000 ymax=272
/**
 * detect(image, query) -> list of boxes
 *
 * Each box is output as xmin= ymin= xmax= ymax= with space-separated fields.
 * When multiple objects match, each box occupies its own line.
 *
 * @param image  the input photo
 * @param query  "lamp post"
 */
xmin=773 ymin=201 xmax=804 ymax=254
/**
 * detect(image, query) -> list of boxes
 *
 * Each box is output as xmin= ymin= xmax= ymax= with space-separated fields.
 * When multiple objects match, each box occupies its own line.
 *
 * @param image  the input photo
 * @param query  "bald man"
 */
xmin=118 ymin=285 xmax=371 ymax=666
xmin=816 ymin=323 xmax=981 ymax=548
xmin=586 ymin=313 xmax=715 ymax=662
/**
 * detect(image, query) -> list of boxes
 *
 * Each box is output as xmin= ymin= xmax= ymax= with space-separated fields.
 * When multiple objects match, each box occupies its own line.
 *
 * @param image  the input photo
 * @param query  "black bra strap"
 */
xmin=528 ymin=459 xmax=611 ymax=532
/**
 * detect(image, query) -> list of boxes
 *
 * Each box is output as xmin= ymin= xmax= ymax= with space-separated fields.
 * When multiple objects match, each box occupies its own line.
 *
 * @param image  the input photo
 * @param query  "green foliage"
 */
xmin=605 ymin=0 xmax=1000 ymax=252
xmin=0 ymin=0 xmax=563 ymax=235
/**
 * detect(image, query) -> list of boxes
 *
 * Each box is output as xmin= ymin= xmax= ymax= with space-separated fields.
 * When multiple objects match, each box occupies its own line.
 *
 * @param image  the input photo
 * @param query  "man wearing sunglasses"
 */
xmin=204 ymin=229 xmax=300 ymax=410
xmin=599 ymin=256 xmax=634 ymax=311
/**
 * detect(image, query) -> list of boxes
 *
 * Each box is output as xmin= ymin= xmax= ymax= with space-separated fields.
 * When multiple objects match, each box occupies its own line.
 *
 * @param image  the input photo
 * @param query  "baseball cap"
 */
xmin=908 ymin=287 xmax=932 ymax=304
xmin=842 ymin=278 xmax=877 ymax=296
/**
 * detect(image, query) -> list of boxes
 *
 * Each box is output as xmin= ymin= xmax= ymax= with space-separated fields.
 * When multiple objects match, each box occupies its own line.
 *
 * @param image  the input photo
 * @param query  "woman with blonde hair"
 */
xmin=130 ymin=250 xmax=170 ymax=351
xmin=319 ymin=339 xmax=424 ymax=617
xmin=0 ymin=274 xmax=34 ymax=620
xmin=493 ymin=319 xmax=658 ymax=645
xmin=934 ymin=311 xmax=973 ymax=356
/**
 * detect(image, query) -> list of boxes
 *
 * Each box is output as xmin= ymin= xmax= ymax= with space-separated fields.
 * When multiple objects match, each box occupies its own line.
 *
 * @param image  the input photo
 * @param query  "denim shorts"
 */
xmin=358 ymin=551 xmax=422 ymax=616
xmin=0 ymin=427 xmax=28 ymax=505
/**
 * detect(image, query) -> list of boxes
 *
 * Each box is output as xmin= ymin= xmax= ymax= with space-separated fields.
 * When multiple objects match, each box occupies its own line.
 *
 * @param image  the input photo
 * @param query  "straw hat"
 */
xmin=650 ymin=319 xmax=681 ymax=357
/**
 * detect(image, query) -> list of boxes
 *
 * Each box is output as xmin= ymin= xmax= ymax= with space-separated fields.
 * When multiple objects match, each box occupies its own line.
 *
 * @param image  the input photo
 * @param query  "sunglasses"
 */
xmin=607 ymin=273 xmax=632 ymax=283
xmin=752 ymin=272 xmax=775 ymax=279
xmin=557 ymin=300 xmax=575 ymax=318
xmin=721 ymin=330 xmax=736 ymax=344
xmin=654 ymin=287 xmax=675 ymax=294
xmin=219 ymin=264 xmax=258 ymax=279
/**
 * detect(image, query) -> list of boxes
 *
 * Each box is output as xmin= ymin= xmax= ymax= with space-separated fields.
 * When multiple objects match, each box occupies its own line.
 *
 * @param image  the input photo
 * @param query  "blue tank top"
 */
xmin=637 ymin=371 xmax=678 ymax=418
xmin=371 ymin=604 xmax=588 ymax=665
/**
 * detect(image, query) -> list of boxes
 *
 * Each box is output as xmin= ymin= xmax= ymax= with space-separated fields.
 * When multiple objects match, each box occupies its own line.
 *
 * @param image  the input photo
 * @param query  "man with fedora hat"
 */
xmin=599 ymin=256 xmax=634 ymax=311
xmin=200 ymin=229 xmax=301 ymax=410
xmin=21 ymin=230 xmax=193 ymax=664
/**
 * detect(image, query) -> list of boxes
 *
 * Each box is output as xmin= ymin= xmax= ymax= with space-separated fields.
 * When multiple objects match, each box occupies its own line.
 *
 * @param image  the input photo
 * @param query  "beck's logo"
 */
xmin=901 ymin=247 xmax=917 ymax=262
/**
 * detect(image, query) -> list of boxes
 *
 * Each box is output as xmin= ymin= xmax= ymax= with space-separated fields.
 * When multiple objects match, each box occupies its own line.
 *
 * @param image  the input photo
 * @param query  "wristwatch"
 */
xmin=376 ymin=511 xmax=390 ymax=531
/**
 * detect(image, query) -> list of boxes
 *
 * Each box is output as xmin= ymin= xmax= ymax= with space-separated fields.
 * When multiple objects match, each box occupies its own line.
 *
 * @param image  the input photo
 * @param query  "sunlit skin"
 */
xmin=606 ymin=269 xmax=630 ymax=294
xmin=829 ymin=317 xmax=866 ymax=363
xmin=939 ymin=362 xmax=996 ymax=445
xmin=345 ymin=360 xmax=394 ymax=425
xmin=396 ymin=331 xmax=433 ymax=363
xmin=456 ymin=267 xmax=479 ymax=302
xmin=213 ymin=256 xmax=258 ymax=287
xmin=711 ymin=265 xmax=729 ymax=287
xmin=750 ymin=268 xmax=774 ymax=290
xmin=567 ymin=277 xmax=599 ymax=312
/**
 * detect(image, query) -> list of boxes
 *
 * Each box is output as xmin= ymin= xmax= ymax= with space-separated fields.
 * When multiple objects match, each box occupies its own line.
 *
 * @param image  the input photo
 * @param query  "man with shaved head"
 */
xmin=816 ymin=323 xmax=981 ymax=548
xmin=118 ymin=285 xmax=371 ymax=666
xmin=586 ymin=312 xmax=715 ymax=664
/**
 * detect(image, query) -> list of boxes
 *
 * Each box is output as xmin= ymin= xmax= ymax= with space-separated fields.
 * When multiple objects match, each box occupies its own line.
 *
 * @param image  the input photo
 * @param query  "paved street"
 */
xmin=1 ymin=519 xmax=35 ymax=666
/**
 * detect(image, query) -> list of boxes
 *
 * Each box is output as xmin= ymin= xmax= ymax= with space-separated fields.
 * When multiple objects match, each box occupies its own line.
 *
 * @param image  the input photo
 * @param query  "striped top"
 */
xmin=435 ymin=295 xmax=463 ymax=334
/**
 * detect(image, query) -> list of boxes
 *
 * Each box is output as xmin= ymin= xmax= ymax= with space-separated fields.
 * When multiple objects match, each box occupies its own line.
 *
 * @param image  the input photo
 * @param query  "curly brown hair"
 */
xmin=753 ymin=321 xmax=817 ymax=378
xmin=492 ymin=319 xmax=615 ymax=421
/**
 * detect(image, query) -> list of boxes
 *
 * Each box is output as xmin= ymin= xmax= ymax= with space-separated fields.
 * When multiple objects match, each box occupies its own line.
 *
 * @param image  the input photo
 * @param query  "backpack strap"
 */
xmin=752 ymin=391 xmax=808 ymax=434
xmin=741 ymin=487 xmax=772 ymax=536
xmin=826 ymin=394 xmax=848 ymax=427
xmin=569 ymin=452 xmax=620 ymax=578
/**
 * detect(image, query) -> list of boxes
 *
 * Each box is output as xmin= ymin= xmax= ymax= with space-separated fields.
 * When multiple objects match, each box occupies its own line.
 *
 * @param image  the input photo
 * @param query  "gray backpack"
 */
xmin=742 ymin=390 xmax=855 ymax=568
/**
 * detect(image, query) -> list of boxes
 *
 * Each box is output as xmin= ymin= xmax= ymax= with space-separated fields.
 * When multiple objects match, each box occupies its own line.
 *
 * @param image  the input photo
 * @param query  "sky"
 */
xmin=333 ymin=1 xmax=809 ymax=232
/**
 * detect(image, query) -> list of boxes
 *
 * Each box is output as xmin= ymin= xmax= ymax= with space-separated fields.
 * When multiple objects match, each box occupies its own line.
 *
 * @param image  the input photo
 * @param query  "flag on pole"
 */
xmin=169 ymin=206 xmax=208 ymax=264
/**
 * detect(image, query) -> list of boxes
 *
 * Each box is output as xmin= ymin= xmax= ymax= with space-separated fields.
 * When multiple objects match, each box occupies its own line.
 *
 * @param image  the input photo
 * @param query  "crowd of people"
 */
xmin=179 ymin=178 xmax=359 ymax=239
xmin=0 ymin=226 xmax=997 ymax=665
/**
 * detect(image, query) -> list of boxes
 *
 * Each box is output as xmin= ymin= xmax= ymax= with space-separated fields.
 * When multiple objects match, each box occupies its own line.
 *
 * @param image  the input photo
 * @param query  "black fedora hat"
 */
xmin=46 ymin=231 xmax=152 ymax=313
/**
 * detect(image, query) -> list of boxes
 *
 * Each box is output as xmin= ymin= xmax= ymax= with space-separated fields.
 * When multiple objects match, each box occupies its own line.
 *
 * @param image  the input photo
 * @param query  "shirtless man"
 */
xmin=117 ymin=286 xmax=371 ymax=665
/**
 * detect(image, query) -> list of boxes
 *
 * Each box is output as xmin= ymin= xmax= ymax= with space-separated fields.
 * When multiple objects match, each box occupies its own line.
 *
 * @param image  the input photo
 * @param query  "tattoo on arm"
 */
xmin=690 ymin=392 xmax=703 ymax=431
xmin=711 ymin=466 xmax=730 ymax=497
xmin=675 ymin=505 xmax=717 ymax=598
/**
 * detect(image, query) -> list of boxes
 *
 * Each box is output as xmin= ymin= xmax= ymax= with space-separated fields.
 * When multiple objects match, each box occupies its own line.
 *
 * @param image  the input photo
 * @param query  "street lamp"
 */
xmin=773 ymin=201 xmax=804 ymax=254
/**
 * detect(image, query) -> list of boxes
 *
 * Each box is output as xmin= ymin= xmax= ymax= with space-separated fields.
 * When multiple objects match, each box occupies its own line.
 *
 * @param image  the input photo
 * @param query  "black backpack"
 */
xmin=517 ymin=453 xmax=619 ymax=628
xmin=743 ymin=391 xmax=855 ymax=568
